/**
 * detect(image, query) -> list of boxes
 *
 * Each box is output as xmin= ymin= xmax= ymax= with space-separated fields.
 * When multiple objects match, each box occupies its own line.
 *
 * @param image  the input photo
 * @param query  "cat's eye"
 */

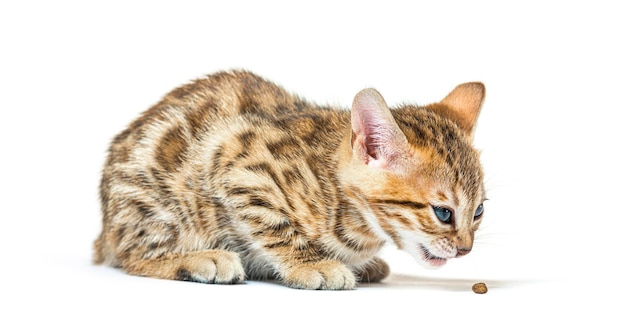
xmin=474 ymin=203 xmax=484 ymax=220
xmin=432 ymin=206 xmax=452 ymax=223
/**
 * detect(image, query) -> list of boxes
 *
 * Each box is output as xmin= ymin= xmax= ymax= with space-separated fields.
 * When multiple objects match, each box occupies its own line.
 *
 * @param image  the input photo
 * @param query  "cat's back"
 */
xmin=102 ymin=70 xmax=350 ymax=189
xmin=104 ymin=71 xmax=328 ymax=170
xmin=113 ymin=70 xmax=309 ymax=143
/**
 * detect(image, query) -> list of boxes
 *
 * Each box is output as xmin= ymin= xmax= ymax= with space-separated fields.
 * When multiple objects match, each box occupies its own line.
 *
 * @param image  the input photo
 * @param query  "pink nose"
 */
xmin=456 ymin=247 xmax=472 ymax=257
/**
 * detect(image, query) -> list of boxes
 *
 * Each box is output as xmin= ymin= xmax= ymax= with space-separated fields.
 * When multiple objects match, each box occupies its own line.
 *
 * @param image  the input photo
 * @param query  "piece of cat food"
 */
xmin=472 ymin=282 xmax=488 ymax=294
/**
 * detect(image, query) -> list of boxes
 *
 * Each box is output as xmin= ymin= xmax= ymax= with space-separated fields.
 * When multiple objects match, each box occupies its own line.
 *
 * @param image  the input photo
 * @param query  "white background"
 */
xmin=1 ymin=1 xmax=624 ymax=327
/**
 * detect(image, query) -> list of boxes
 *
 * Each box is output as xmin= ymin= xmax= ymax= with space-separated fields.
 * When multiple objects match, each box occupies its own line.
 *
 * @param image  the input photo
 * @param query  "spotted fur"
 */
xmin=94 ymin=70 xmax=487 ymax=289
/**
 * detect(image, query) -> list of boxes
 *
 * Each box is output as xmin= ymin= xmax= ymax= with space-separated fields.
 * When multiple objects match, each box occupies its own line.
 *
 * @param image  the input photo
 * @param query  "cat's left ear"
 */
xmin=351 ymin=88 xmax=409 ymax=170
xmin=438 ymin=82 xmax=486 ymax=138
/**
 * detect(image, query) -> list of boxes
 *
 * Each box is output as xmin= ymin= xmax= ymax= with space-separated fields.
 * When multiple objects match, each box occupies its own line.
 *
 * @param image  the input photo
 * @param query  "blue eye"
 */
xmin=432 ymin=206 xmax=452 ymax=223
xmin=474 ymin=204 xmax=484 ymax=219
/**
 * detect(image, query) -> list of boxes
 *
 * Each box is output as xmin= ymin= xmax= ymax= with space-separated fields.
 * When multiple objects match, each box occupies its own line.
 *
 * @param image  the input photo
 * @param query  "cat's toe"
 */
xmin=282 ymin=260 xmax=356 ymax=290
xmin=176 ymin=265 xmax=216 ymax=283
xmin=176 ymin=250 xmax=245 ymax=284
xmin=213 ymin=251 xmax=246 ymax=284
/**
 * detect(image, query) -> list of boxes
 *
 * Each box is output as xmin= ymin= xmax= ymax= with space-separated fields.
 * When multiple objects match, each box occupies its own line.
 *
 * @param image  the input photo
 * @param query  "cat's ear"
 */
xmin=438 ymin=82 xmax=485 ymax=138
xmin=351 ymin=88 xmax=408 ymax=170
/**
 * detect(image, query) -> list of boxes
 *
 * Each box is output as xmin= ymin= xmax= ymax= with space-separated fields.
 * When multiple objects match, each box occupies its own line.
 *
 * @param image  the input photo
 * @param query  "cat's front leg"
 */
xmin=354 ymin=257 xmax=390 ymax=283
xmin=280 ymin=259 xmax=356 ymax=290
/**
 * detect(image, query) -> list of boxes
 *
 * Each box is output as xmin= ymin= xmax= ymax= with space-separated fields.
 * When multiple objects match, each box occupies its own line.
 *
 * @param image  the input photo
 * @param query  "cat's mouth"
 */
xmin=419 ymin=245 xmax=448 ymax=267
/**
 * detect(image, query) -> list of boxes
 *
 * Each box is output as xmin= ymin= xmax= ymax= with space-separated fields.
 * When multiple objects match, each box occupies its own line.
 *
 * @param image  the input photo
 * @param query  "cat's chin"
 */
xmin=417 ymin=244 xmax=448 ymax=268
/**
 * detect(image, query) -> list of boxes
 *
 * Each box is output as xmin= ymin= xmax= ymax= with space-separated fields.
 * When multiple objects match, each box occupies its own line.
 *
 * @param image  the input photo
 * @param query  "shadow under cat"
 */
xmin=236 ymin=273 xmax=539 ymax=292
xmin=358 ymin=273 xmax=540 ymax=292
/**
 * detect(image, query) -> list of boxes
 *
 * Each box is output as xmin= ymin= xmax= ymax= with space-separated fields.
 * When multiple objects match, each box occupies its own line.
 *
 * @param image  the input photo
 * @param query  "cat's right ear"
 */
xmin=350 ymin=88 xmax=409 ymax=170
xmin=438 ymin=82 xmax=486 ymax=138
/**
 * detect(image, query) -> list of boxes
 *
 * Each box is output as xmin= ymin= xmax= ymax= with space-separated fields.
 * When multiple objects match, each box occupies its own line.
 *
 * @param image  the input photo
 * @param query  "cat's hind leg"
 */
xmin=97 ymin=189 xmax=245 ymax=284
xmin=108 ymin=218 xmax=245 ymax=284
xmin=122 ymin=249 xmax=246 ymax=284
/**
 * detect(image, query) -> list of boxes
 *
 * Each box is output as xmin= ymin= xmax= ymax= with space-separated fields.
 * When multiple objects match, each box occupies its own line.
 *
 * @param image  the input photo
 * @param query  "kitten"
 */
xmin=94 ymin=70 xmax=487 ymax=290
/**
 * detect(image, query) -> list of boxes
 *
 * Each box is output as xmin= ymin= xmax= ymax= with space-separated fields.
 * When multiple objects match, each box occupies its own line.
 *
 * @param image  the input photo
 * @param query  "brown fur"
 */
xmin=94 ymin=70 xmax=487 ymax=289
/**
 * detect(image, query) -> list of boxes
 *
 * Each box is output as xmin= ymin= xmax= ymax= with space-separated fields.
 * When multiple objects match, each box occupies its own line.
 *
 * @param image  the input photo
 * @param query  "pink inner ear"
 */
xmin=354 ymin=112 xmax=388 ymax=160
xmin=351 ymin=89 xmax=407 ymax=168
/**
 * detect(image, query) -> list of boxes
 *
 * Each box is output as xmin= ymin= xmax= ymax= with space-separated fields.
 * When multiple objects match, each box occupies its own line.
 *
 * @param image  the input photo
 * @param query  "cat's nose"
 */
xmin=456 ymin=247 xmax=472 ymax=257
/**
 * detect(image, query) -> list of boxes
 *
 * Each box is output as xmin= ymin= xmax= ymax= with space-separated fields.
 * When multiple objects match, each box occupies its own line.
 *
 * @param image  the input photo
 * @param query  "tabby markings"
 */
xmin=368 ymin=198 xmax=427 ymax=210
xmin=244 ymin=162 xmax=295 ymax=211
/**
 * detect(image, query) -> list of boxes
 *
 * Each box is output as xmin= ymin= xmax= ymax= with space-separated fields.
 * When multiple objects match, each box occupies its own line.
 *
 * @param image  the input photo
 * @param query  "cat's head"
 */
xmin=340 ymin=82 xmax=486 ymax=268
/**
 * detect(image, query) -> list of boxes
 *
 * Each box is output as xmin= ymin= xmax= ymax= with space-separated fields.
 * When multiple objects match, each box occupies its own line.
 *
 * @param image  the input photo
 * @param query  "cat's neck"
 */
xmin=336 ymin=129 xmax=355 ymax=172
xmin=323 ymin=190 xmax=388 ymax=267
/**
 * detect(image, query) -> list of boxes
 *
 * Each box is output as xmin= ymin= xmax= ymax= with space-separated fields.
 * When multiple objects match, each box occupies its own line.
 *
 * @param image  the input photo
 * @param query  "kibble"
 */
xmin=472 ymin=282 xmax=488 ymax=294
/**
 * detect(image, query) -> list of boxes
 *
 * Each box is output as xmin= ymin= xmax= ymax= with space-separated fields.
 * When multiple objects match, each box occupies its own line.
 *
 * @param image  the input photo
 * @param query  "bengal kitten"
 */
xmin=94 ymin=70 xmax=487 ymax=290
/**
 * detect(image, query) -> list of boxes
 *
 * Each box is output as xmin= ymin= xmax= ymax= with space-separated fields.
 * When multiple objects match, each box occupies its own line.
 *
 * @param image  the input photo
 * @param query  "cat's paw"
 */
xmin=282 ymin=260 xmax=356 ymax=290
xmin=355 ymin=257 xmax=390 ymax=283
xmin=175 ymin=250 xmax=245 ymax=284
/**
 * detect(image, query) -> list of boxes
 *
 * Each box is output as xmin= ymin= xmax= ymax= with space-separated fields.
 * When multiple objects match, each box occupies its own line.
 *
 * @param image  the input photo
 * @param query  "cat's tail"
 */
xmin=93 ymin=234 xmax=105 ymax=264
